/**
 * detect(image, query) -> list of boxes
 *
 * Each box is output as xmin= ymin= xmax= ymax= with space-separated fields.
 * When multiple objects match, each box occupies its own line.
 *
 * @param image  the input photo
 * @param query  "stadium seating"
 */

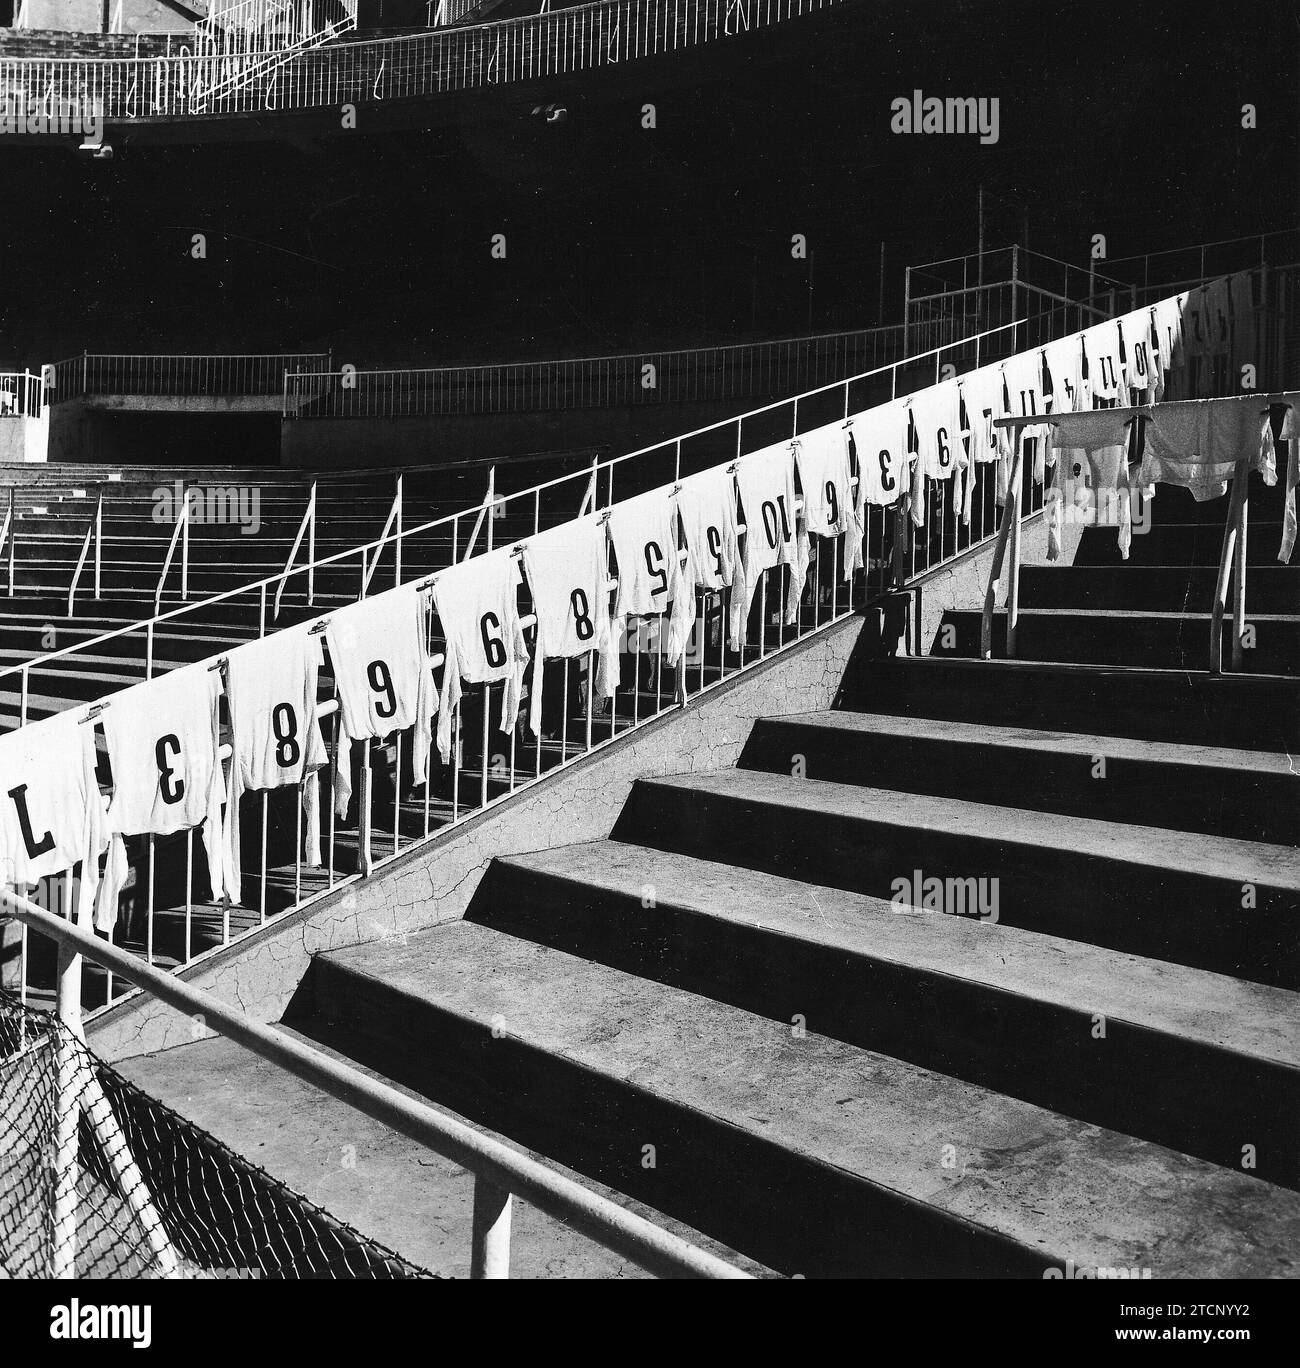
xmin=254 ymin=468 xmax=1298 ymax=1276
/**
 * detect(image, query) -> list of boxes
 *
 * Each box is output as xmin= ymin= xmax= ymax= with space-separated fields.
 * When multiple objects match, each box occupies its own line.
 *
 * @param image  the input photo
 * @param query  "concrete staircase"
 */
xmin=256 ymin=464 xmax=1300 ymax=1276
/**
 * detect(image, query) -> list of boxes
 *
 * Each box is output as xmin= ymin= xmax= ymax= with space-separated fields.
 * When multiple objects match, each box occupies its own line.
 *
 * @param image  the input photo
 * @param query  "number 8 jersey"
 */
xmin=520 ymin=513 xmax=619 ymax=737
xmin=223 ymin=624 xmax=329 ymax=893
xmin=325 ymin=583 xmax=437 ymax=816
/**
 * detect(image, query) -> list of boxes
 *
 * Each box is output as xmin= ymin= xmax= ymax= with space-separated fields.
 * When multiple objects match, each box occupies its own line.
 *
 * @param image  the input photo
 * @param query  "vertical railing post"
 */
xmin=395 ymin=474 xmax=404 ymax=587
xmin=308 ymin=481 xmax=317 ymax=605
xmin=1231 ymin=481 xmax=1248 ymax=671
xmin=470 ymin=1174 xmax=513 ymax=1278
xmin=50 ymin=929 xmax=84 ymax=1278
xmin=94 ymin=490 xmax=103 ymax=601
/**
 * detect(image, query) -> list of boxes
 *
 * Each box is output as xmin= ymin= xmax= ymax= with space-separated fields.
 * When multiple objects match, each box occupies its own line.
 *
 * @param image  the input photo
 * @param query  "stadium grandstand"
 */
xmin=0 ymin=0 xmax=1298 ymax=1323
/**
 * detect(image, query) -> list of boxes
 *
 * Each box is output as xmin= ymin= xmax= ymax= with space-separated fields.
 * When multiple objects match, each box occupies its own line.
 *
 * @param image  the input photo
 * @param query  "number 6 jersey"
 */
xmin=222 ymin=624 xmax=329 ymax=894
xmin=431 ymin=547 xmax=530 ymax=765
xmin=325 ymin=583 xmax=437 ymax=818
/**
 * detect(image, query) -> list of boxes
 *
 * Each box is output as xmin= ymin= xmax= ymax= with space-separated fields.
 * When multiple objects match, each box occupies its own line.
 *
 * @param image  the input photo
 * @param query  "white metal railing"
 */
xmin=0 ymin=487 xmax=14 ymax=597
xmin=0 ymin=0 xmax=843 ymax=121
xmin=66 ymin=490 xmax=104 ymax=617
xmin=50 ymin=351 xmax=330 ymax=401
xmin=3 ymin=316 xmax=1030 ymax=1014
xmin=273 ymin=479 xmax=317 ymax=619
xmin=0 ymin=887 xmax=750 ymax=1279
xmin=284 ymin=324 xmax=908 ymax=419
xmin=153 ymin=489 xmax=191 ymax=614
xmin=0 ymin=368 xmax=45 ymax=416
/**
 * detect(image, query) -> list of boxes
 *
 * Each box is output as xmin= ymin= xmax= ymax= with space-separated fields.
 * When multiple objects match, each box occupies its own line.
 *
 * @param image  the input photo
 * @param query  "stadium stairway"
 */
xmin=244 ymin=467 xmax=1299 ymax=1277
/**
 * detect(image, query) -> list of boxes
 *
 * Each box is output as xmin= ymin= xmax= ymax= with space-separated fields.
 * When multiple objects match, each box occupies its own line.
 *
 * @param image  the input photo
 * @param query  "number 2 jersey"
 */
xmin=520 ymin=514 xmax=620 ymax=738
xmin=325 ymin=583 xmax=437 ymax=817
xmin=431 ymin=547 xmax=530 ymax=765
xmin=606 ymin=485 xmax=693 ymax=665
xmin=222 ymin=624 xmax=329 ymax=893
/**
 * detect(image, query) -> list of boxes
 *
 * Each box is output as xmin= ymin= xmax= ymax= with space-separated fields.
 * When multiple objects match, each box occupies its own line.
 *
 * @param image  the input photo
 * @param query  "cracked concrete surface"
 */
xmin=89 ymin=614 xmax=866 ymax=1062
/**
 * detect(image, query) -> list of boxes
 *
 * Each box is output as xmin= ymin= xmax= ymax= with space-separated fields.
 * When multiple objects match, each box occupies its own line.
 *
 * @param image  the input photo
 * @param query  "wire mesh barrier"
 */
xmin=0 ymin=0 xmax=844 ymax=122
xmin=0 ymin=989 xmax=433 ymax=1279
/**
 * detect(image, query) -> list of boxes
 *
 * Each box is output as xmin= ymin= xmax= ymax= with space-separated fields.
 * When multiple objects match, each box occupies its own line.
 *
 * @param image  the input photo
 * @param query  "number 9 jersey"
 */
xmin=325 ymin=582 xmax=437 ymax=816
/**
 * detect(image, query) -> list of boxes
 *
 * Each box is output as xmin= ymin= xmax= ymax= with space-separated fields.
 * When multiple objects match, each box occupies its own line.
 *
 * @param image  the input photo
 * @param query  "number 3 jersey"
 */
xmin=0 ymin=710 xmax=112 ymax=930
xmin=100 ymin=663 xmax=232 ymax=912
xmin=325 ymin=583 xmax=437 ymax=817
xmin=520 ymin=514 xmax=619 ymax=737
xmin=431 ymin=547 xmax=530 ymax=765
xmin=222 ymin=624 xmax=329 ymax=893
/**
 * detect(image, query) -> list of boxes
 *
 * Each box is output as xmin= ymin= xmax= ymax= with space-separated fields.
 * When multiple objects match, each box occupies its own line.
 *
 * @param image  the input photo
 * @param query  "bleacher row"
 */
xmin=1 ymin=275 xmax=1267 ymax=1016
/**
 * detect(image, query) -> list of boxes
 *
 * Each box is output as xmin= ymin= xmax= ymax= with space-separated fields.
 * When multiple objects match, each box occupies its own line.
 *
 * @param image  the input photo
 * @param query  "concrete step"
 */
xmin=1074 ymin=522 xmax=1287 ymax=568
xmin=113 ymin=1031 xmax=768 ymax=1279
xmin=296 ymin=922 xmax=1300 ymax=1278
xmin=934 ymin=609 xmax=1299 ymax=675
xmin=470 ymin=841 xmax=1300 ymax=1187
xmin=836 ymin=656 xmax=1300 ymax=753
xmin=1020 ymin=564 xmax=1300 ymax=615
xmin=610 ymin=769 xmax=1300 ymax=988
xmin=737 ymin=710 xmax=1299 ymax=845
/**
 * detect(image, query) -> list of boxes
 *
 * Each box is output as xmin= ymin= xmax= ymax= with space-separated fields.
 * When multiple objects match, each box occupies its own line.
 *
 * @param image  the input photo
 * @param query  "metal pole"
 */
xmin=0 ymin=888 xmax=749 ymax=1282
xmin=470 ymin=1175 xmax=513 ymax=1279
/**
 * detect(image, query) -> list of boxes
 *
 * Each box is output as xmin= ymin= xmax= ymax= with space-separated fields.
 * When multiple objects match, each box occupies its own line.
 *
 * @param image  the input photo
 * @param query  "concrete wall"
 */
xmin=87 ymin=612 xmax=869 ymax=1062
xmin=19 ymin=0 xmax=204 ymax=32
xmin=0 ymin=412 xmax=48 ymax=463
xmin=21 ymin=0 xmax=101 ymax=30
xmin=49 ymin=400 xmax=280 ymax=465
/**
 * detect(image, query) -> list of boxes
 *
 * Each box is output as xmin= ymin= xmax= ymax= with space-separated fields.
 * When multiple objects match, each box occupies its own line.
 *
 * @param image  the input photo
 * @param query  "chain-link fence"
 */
xmin=0 ymin=990 xmax=434 ymax=1279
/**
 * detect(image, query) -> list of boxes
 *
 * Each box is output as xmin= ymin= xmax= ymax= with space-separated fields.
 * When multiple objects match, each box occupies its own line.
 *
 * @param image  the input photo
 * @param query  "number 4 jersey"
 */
xmin=325 ymin=583 xmax=437 ymax=818
xmin=222 ymin=624 xmax=329 ymax=894
xmin=520 ymin=513 xmax=620 ymax=737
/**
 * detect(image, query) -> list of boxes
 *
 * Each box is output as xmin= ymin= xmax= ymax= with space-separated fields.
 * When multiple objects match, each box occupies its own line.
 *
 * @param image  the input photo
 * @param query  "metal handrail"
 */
xmin=1211 ymin=459 xmax=1252 ymax=676
xmin=273 ymin=481 xmax=317 ymax=620
xmin=153 ymin=491 xmax=191 ymax=615
xmin=0 ymin=316 xmax=1025 ymax=699
xmin=1 ymin=488 xmax=14 ymax=598
xmin=66 ymin=491 xmax=105 ymax=618
xmin=359 ymin=477 xmax=404 ymax=599
xmin=0 ymin=887 xmax=750 ymax=1280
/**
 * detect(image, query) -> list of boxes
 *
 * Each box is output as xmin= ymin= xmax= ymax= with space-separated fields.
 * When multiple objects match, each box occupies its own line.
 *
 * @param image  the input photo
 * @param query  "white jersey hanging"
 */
xmin=222 ymin=624 xmax=329 ymax=895
xmin=852 ymin=397 xmax=910 ymax=506
xmin=794 ymin=421 xmax=859 ymax=579
xmin=734 ymin=440 xmax=808 ymax=645
xmin=100 ymin=663 xmax=231 ymax=913
xmin=520 ymin=514 xmax=619 ymax=738
xmin=325 ymin=583 xmax=437 ymax=818
xmin=432 ymin=546 xmax=530 ymax=765
xmin=0 ymin=711 xmax=112 ymax=930
xmin=606 ymin=485 xmax=693 ymax=665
